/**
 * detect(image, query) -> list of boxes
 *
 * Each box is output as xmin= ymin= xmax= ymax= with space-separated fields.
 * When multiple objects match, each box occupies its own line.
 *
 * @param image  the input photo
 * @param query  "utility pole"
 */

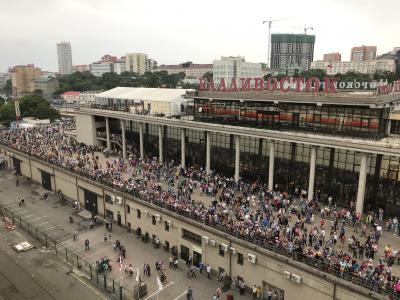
xmin=14 ymin=99 xmax=20 ymax=128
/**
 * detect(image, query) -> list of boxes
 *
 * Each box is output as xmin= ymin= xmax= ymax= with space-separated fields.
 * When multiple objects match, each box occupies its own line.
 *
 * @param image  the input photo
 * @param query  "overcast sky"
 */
xmin=1 ymin=0 xmax=399 ymax=72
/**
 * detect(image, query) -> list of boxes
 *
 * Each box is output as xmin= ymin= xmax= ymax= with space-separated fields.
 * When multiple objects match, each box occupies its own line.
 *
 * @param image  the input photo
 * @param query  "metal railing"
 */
xmin=1 ymin=141 xmax=400 ymax=298
xmin=0 ymin=205 xmax=139 ymax=300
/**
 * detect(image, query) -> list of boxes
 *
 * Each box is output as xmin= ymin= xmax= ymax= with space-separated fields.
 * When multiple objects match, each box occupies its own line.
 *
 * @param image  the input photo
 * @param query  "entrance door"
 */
xmin=41 ymin=170 xmax=52 ymax=190
xmin=13 ymin=158 xmax=21 ymax=175
xmin=180 ymin=245 xmax=189 ymax=262
xmin=84 ymin=189 xmax=98 ymax=215
xmin=117 ymin=213 xmax=122 ymax=227
xmin=262 ymin=281 xmax=285 ymax=300
xmin=192 ymin=251 xmax=202 ymax=268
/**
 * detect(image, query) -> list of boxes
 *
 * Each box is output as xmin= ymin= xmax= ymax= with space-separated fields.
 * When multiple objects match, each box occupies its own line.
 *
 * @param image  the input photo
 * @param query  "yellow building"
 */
xmin=11 ymin=65 xmax=42 ymax=98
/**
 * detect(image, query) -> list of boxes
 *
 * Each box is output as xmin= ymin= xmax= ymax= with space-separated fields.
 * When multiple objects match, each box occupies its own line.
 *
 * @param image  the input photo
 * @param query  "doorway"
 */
xmin=193 ymin=251 xmax=202 ymax=268
xmin=117 ymin=212 xmax=122 ymax=227
xmin=180 ymin=245 xmax=189 ymax=262
xmin=13 ymin=158 xmax=21 ymax=175
xmin=41 ymin=170 xmax=52 ymax=190
xmin=262 ymin=281 xmax=285 ymax=300
xmin=84 ymin=189 xmax=98 ymax=215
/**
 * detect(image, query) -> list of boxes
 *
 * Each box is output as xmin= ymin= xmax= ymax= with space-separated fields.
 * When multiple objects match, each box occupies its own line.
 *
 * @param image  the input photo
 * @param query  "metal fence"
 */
xmin=0 ymin=205 xmax=138 ymax=300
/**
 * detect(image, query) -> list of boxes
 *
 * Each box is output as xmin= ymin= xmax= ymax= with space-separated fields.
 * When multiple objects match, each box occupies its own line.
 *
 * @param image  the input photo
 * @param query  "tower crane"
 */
xmin=263 ymin=17 xmax=295 ymax=68
xmin=278 ymin=24 xmax=314 ymax=35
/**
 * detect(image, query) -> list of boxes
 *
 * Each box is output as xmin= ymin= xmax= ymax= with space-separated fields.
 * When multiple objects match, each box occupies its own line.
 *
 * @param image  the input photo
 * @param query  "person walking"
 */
xmin=85 ymin=239 xmax=90 ymax=251
xmin=186 ymin=286 xmax=193 ymax=300
xmin=104 ymin=234 xmax=107 ymax=243
xmin=73 ymin=230 xmax=78 ymax=241
xmin=206 ymin=264 xmax=211 ymax=279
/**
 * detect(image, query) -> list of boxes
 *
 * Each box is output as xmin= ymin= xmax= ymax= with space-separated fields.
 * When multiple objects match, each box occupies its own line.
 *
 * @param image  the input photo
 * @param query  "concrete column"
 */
xmin=356 ymin=153 xmax=368 ymax=215
xmin=386 ymin=119 xmax=392 ymax=135
xmin=158 ymin=125 xmax=163 ymax=163
xmin=308 ymin=146 xmax=317 ymax=201
xmin=181 ymin=129 xmax=186 ymax=168
xmin=206 ymin=131 xmax=211 ymax=174
xmin=139 ymin=122 xmax=144 ymax=159
xmin=268 ymin=140 xmax=275 ymax=191
xmin=121 ymin=119 xmax=126 ymax=159
xmin=234 ymin=135 xmax=240 ymax=182
xmin=105 ymin=117 xmax=111 ymax=150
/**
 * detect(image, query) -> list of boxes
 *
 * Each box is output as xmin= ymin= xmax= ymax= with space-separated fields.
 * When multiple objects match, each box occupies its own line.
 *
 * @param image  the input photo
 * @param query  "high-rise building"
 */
xmin=157 ymin=63 xmax=212 ymax=78
xmin=10 ymin=64 xmax=42 ymax=98
xmin=57 ymin=41 xmax=73 ymax=75
xmin=73 ymin=65 xmax=89 ymax=73
xmin=146 ymin=58 xmax=158 ymax=72
xmin=113 ymin=59 xmax=126 ymax=75
xmin=270 ymin=34 xmax=315 ymax=72
xmin=350 ymin=45 xmax=377 ymax=62
xmin=323 ymin=52 xmax=341 ymax=63
xmin=213 ymin=56 xmax=262 ymax=86
xmin=125 ymin=53 xmax=148 ymax=75
xmin=89 ymin=62 xmax=113 ymax=77
xmin=310 ymin=59 xmax=395 ymax=75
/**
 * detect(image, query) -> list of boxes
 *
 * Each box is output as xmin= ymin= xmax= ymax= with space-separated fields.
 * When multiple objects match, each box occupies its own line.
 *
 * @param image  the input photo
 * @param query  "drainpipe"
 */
xmin=229 ymin=240 xmax=232 ymax=280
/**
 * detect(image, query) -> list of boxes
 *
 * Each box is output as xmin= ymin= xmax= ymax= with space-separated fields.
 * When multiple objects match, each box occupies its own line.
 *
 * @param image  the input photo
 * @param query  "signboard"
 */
xmin=198 ymin=77 xmax=400 ymax=95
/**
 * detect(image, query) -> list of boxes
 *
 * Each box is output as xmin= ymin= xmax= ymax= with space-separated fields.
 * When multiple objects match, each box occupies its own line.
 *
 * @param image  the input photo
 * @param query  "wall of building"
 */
xmin=0 ymin=143 xmax=385 ymax=300
xmin=76 ymin=114 xmax=99 ymax=146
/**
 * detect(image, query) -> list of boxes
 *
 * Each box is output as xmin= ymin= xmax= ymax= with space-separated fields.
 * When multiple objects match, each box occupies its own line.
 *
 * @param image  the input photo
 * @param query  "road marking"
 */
xmin=173 ymin=291 xmax=188 ymax=300
xmin=143 ymin=281 xmax=174 ymax=300
xmin=43 ymin=226 xmax=57 ymax=231
xmin=35 ymin=221 xmax=50 ymax=227
xmin=18 ymin=213 xmax=39 ymax=218
xmin=28 ymin=216 xmax=47 ymax=222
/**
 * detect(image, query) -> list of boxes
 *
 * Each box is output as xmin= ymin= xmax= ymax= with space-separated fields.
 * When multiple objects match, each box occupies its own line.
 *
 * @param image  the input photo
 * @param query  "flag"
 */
xmin=156 ymin=275 xmax=163 ymax=291
xmin=135 ymin=268 xmax=139 ymax=282
xmin=119 ymin=255 xmax=123 ymax=271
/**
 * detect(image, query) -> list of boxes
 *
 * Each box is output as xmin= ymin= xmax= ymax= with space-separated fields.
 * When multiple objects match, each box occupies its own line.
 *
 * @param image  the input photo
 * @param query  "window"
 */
xmin=182 ymin=229 xmax=202 ymax=246
xmin=219 ymin=245 xmax=225 ymax=257
xmin=105 ymin=195 xmax=113 ymax=204
xmin=237 ymin=253 xmax=244 ymax=265
xmin=137 ymin=209 xmax=141 ymax=219
xmin=152 ymin=216 xmax=156 ymax=225
xmin=126 ymin=205 xmax=130 ymax=214
xmin=313 ymin=114 xmax=321 ymax=123
xmin=165 ymin=221 xmax=170 ymax=232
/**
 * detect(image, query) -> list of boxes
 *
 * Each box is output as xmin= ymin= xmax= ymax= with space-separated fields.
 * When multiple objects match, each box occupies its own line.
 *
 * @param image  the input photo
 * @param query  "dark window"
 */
xmin=182 ymin=229 xmax=202 ymax=246
xmin=313 ymin=114 xmax=321 ymax=123
xmin=126 ymin=205 xmax=130 ymax=214
xmin=237 ymin=253 xmax=244 ymax=265
xmin=105 ymin=195 xmax=113 ymax=204
xmin=152 ymin=216 xmax=156 ymax=225
xmin=127 ymin=222 xmax=131 ymax=230
xmin=165 ymin=221 xmax=170 ymax=231
xmin=219 ymin=245 xmax=225 ymax=257
xmin=137 ymin=209 xmax=141 ymax=219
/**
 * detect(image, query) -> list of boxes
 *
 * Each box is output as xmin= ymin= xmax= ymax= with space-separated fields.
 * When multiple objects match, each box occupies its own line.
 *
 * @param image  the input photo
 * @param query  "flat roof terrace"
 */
xmin=195 ymin=91 xmax=400 ymax=107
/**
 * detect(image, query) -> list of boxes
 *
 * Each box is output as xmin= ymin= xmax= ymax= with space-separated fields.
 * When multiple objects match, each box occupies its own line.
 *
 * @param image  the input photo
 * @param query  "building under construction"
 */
xmin=270 ymin=33 xmax=315 ymax=73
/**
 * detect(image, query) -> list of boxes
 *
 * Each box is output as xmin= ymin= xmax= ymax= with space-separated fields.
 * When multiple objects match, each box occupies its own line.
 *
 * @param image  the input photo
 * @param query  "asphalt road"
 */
xmin=0 ymin=222 xmax=111 ymax=300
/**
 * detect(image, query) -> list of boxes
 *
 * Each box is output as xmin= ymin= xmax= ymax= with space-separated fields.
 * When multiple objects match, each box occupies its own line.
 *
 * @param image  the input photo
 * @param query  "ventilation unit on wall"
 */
xmin=116 ymin=197 xmax=123 ymax=205
xmin=220 ymin=243 xmax=229 ymax=252
xmin=291 ymin=274 xmax=302 ymax=284
xmin=154 ymin=214 xmax=161 ymax=222
xmin=202 ymin=236 xmax=209 ymax=244
xmin=166 ymin=220 xmax=172 ymax=227
xmin=284 ymin=271 xmax=291 ymax=279
xmin=209 ymin=239 xmax=216 ymax=246
xmin=111 ymin=196 xmax=115 ymax=203
xmin=247 ymin=253 xmax=257 ymax=264
xmin=230 ymin=247 xmax=237 ymax=254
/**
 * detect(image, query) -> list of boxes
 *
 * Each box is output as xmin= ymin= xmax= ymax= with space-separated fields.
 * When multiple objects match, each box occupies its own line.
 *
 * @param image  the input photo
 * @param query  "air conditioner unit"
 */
xmin=111 ymin=196 xmax=115 ymax=203
xmin=154 ymin=214 xmax=161 ymax=222
xmin=247 ymin=253 xmax=257 ymax=264
xmin=143 ymin=210 xmax=148 ymax=216
xmin=284 ymin=271 xmax=291 ymax=279
xmin=116 ymin=197 xmax=122 ymax=205
xmin=209 ymin=239 xmax=216 ymax=246
xmin=166 ymin=220 xmax=172 ymax=227
xmin=220 ymin=243 xmax=228 ymax=252
xmin=291 ymin=274 xmax=301 ymax=284
xmin=230 ymin=247 xmax=236 ymax=254
xmin=202 ymin=236 xmax=209 ymax=244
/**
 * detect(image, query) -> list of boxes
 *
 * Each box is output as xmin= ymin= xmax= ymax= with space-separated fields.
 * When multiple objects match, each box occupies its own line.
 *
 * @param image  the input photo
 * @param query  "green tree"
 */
xmin=299 ymin=69 xmax=328 ymax=80
xmin=202 ymin=72 xmax=213 ymax=81
xmin=0 ymin=94 xmax=60 ymax=126
xmin=373 ymin=71 xmax=397 ymax=83
xmin=3 ymin=79 xmax=12 ymax=96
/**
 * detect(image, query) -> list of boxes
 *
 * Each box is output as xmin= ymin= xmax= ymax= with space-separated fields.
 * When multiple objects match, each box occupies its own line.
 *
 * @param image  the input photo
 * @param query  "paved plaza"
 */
xmin=0 ymin=168 xmax=249 ymax=300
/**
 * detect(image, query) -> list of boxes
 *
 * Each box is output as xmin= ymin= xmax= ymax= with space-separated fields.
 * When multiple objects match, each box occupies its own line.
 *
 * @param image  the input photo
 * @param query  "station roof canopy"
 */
xmin=96 ymin=87 xmax=194 ymax=103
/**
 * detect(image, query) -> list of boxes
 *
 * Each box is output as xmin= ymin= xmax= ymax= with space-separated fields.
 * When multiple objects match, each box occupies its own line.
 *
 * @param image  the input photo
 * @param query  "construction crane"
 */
xmin=263 ymin=17 xmax=295 ymax=68
xmin=278 ymin=24 xmax=314 ymax=35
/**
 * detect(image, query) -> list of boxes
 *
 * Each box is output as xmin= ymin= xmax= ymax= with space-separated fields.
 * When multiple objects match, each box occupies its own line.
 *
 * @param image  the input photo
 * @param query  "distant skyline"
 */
xmin=1 ymin=0 xmax=399 ymax=72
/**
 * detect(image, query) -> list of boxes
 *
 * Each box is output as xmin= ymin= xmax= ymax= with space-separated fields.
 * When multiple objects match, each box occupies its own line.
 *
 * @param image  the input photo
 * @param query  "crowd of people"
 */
xmin=0 ymin=120 xmax=400 ymax=297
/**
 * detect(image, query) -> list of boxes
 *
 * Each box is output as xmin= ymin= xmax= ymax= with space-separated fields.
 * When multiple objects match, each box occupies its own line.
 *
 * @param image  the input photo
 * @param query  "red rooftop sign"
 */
xmin=198 ymin=77 xmax=400 ymax=95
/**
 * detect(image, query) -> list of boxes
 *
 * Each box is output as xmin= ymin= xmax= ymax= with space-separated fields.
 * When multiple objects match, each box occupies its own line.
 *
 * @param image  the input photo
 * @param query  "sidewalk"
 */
xmin=0 ymin=169 xmax=250 ymax=300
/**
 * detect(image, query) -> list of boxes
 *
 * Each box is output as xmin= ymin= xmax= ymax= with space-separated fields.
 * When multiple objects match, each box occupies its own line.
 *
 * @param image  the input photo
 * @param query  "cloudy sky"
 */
xmin=0 ymin=0 xmax=399 ymax=72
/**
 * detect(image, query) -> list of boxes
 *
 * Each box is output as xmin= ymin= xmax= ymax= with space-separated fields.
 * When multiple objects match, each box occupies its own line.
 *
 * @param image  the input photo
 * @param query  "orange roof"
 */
xmin=62 ymin=91 xmax=80 ymax=96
